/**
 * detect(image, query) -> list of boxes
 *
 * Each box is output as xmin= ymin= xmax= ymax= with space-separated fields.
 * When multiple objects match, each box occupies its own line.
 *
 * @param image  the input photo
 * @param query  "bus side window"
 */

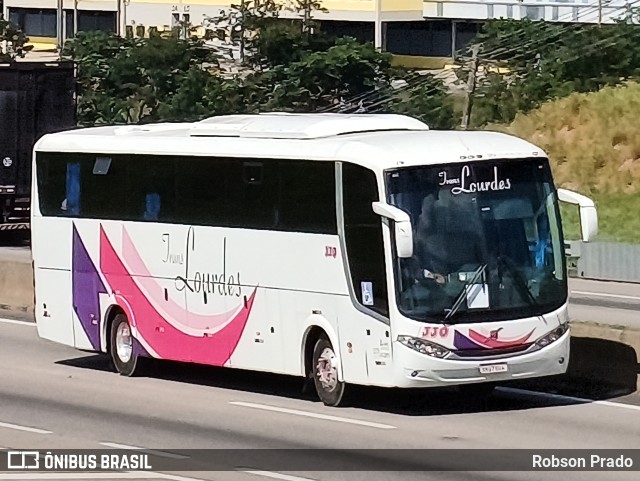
xmin=342 ymin=163 xmax=389 ymax=317
xmin=36 ymin=153 xmax=71 ymax=216
xmin=132 ymin=156 xmax=175 ymax=223
xmin=278 ymin=160 xmax=337 ymax=235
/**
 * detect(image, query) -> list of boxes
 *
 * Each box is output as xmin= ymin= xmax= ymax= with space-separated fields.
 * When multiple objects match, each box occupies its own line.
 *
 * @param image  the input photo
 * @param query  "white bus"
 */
xmin=31 ymin=113 xmax=598 ymax=406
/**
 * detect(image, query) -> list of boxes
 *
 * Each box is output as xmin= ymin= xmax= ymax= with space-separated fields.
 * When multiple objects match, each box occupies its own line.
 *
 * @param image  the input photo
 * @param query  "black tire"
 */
xmin=312 ymin=337 xmax=347 ymax=407
xmin=110 ymin=314 xmax=141 ymax=376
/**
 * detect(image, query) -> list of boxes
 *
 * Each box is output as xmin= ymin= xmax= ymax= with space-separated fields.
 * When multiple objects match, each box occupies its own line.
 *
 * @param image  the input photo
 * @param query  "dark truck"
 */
xmin=0 ymin=61 xmax=76 ymax=231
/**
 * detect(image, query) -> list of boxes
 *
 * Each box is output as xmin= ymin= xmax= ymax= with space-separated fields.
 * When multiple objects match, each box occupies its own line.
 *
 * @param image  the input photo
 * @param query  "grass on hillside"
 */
xmin=490 ymin=82 xmax=640 ymax=244
xmin=560 ymin=193 xmax=640 ymax=244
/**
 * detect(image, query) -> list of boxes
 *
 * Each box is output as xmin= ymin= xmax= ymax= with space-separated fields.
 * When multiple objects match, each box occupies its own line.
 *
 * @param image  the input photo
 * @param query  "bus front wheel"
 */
xmin=110 ymin=314 xmax=140 ymax=377
xmin=312 ymin=337 xmax=346 ymax=407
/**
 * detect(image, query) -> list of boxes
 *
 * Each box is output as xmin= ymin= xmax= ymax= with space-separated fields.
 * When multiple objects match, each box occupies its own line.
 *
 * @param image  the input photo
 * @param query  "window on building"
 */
xmin=8 ymin=8 xmax=57 ymax=38
xmin=386 ymin=21 xmax=453 ymax=57
xmin=524 ymin=6 xmax=545 ymax=20
xmin=77 ymin=11 xmax=116 ymax=33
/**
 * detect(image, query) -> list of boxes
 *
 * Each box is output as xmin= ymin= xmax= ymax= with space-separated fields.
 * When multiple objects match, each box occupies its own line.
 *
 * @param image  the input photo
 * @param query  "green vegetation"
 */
xmin=60 ymin=0 xmax=455 ymax=129
xmin=496 ymin=83 xmax=640 ymax=243
xmin=467 ymin=13 xmax=640 ymax=127
xmin=0 ymin=14 xmax=32 ymax=61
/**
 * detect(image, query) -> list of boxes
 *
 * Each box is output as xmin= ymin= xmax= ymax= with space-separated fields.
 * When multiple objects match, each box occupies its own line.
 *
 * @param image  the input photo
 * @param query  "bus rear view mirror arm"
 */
xmin=372 ymin=202 xmax=414 ymax=258
xmin=557 ymin=188 xmax=598 ymax=242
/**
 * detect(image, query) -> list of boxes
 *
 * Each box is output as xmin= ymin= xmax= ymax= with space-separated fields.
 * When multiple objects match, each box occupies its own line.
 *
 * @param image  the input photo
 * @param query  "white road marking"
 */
xmin=0 ymin=421 xmax=51 ymax=435
xmin=100 ymin=443 xmax=189 ymax=460
xmin=571 ymin=291 xmax=640 ymax=302
xmin=498 ymin=387 xmax=640 ymax=412
xmin=229 ymin=401 xmax=396 ymax=430
xmin=152 ymin=473 xmax=207 ymax=481
xmin=0 ymin=318 xmax=35 ymax=327
xmin=243 ymin=471 xmax=316 ymax=481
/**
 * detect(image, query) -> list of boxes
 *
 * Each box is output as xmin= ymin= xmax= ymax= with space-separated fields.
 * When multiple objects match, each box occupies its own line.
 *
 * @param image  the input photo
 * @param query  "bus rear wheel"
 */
xmin=312 ymin=337 xmax=346 ymax=407
xmin=110 ymin=314 xmax=140 ymax=377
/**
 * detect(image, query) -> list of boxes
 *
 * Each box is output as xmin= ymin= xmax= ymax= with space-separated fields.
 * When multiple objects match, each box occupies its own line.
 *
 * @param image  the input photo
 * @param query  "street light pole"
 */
xmin=374 ymin=0 xmax=383 ymax=50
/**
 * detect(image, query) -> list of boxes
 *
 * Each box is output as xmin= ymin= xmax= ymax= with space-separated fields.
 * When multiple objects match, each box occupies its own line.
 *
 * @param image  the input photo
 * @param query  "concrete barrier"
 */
xmin=0 ymin=254 xmax=33 ymax=315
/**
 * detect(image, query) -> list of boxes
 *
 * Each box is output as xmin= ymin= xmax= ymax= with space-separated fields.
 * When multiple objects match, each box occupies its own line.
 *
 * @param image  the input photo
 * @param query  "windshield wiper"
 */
xmin=498 ymin=254 xmax=538 ymax=307
xmin=444 ymin=263 xmax=487 ymax=322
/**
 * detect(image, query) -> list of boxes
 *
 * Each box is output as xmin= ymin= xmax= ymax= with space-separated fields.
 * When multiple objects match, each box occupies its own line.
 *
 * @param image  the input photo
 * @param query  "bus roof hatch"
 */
xmin=187 ymin=113 xmax=429 ymax=140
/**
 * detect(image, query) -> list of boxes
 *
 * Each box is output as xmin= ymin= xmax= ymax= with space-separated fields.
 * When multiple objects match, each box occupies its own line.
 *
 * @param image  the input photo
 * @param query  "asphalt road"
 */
xmin=0 ymin=317 xmax=639 ymax=481
xmin=568 ymin=278 xmax=640 ymax=328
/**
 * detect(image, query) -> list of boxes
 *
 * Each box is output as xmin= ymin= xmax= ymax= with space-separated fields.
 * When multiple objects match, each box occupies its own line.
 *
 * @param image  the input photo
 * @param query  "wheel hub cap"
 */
xmin=116 ymin=323 xmax=133 ymax=363
xmin=316 ymin=347 xmax=338 ymax=392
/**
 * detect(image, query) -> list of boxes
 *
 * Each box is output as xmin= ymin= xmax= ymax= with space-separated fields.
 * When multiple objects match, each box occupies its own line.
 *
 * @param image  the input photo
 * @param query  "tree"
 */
xmin=0 ymin=15 xmax=32 ymax=62
xmin=65 ymin=10 xmax=457 ymax=128
xmin=64 ymin=31 xmax=219 ymax=125
xmin=286 ymin=0 xmax=327 ymax=37
xmin=389 ymin=74 xmax=458 ymax=130
xmin=256 ymin=37 xmax=394 ymax=112
xmin=204 ymin=0 xmax=282 ymax=65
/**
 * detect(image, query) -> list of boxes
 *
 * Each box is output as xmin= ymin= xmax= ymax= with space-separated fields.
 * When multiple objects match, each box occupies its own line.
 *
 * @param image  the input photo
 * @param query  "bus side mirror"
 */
xmin=372 ymin=202 xmax=414 ymax=258
xmin=557 ymin=188 xmax=598 ymax=242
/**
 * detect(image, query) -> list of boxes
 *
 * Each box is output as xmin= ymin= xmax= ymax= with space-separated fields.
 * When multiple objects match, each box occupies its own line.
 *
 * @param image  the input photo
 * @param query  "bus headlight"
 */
xmin=397 ymin=335 xmax=450 ymax=359
xmin=534 ymin=323 xmax=569 ymax=349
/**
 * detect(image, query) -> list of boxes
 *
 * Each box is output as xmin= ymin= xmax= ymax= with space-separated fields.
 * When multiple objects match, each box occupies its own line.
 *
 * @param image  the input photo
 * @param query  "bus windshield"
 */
xmin=386 ymin=158 xmax=566 ymax=324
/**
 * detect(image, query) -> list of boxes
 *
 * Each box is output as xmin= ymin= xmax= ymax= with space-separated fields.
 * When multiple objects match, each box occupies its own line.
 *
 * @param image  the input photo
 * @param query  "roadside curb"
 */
xmin=571 ymin=320 xmax=640 ymax=350
xmin=0 ymin=304 xmax=33 ymax=315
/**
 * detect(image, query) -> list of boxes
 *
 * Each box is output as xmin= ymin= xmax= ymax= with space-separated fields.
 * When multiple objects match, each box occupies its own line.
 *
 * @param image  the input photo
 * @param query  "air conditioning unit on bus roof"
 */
xmin=187 ymin=113 xmax=429 ymax=139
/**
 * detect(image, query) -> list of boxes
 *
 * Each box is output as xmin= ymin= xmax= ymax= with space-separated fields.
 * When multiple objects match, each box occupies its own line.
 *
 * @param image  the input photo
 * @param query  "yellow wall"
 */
xmin=124 ymin=0 xmax=423 ymax=13
xmin=322 ymin=0 xmax=423 ymax=12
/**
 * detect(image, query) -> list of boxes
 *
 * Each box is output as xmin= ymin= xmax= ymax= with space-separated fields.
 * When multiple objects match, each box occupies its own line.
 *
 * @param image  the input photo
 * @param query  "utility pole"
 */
xmin=598 ymin=0 xmax=602 ymax=26
xmin=74 ymin=0 xmax=79 ymax=38
xmin=374 ymin=0 xmax=382 ymax=50
xmin=239 ymin=0 xmax=246 ymax=63
xmin=117 ymin=0 xmax=122 ymax=36
xmin=461 ymin=45 xmax=480 ymax=131
xmin=56 ymin=0 xmax=64 ymax=57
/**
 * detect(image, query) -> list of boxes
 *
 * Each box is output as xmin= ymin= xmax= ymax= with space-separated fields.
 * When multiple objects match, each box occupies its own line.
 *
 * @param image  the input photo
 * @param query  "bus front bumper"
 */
xmin=393 ymin=331 xmax=570 ymax=388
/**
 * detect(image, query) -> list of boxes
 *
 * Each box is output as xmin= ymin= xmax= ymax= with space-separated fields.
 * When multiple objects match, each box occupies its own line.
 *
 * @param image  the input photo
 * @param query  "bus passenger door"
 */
xmin=342 ymin=163 xmax=394 ymax=385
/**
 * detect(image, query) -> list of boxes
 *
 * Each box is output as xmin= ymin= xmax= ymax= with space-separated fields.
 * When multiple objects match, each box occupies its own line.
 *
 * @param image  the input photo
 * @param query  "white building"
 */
xmin=2 ymin=1 xmax=635 ymax=62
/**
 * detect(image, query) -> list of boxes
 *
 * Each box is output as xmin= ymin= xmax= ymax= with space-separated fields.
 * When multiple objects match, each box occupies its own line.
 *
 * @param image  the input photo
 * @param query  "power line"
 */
xmin=460 ymin=0 xmax=640 ymax=62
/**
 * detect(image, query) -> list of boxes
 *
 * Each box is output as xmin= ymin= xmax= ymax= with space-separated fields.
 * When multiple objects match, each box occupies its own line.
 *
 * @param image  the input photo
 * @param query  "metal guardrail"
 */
xmin=566 ymin=241 xmax=640 ymax=284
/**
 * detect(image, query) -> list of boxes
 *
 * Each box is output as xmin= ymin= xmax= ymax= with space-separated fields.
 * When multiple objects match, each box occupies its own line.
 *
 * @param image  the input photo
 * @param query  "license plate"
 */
xmin=479 ymin=363 xmax=508 ymax=374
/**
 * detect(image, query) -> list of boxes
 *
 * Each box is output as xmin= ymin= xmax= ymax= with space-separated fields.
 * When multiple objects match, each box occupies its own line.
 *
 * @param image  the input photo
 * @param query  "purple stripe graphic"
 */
xmin=72 ymin=224 xmax=107 ymax=351
xmin=453 ymin=331 xmax=484 ymax=350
